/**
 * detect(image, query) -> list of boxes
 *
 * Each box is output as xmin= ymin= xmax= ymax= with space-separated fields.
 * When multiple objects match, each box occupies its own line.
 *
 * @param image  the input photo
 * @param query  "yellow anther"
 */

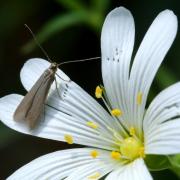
xmin=87 ymin=121 xmax=98 ymax=129
xmin=64 ymin=134 xmax=74 ymax=144
xmin=95 ymin=86 xmax=103 ymax=98
xmin=139 ymin=147 xmax=145 ymax=158
xmin=137 ymin=92 xmax=143 ymax=105
xmin=88 ymin=172 xmax=101 ymax=179
xmin=111 ymin=109 xmax=122 ymax=117
xmin=129 ymin=127 xmax=136 ymax=136
xmin=90 ymin=150 xmax=99 ymax=158
xmin=111 ymin=151 xmax=121 ymax=160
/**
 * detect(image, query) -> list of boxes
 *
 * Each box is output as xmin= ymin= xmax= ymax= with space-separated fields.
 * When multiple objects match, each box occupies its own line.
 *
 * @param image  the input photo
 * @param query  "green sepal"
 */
xmin=55 ymin=0 xmax=86 ymax=11
xmin=168 ymin=154 xmax=180 ymax=177
xmin=145 ymin=155 xmax=170 ymax=171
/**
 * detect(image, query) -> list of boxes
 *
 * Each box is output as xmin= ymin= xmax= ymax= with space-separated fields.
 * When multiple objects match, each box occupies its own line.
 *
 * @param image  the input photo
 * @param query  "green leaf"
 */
xmin=169 ymin=154 xmax=180 ymax=167
xmin=91 ymin=0 xmax=110 ymax=14
xmin=55 ymin=0 xmax=86 ymax=11
xmin=168 ymin=155 xmax=180 ymax=177
xmin=145 ymin=155 xmax=170 ymax=171
xmin=156 ymin=66 xmax=177 ymax=88
xmin=86 ymin=0 xmax=110 ymax=31
xmin=86 ymin=11 xmax=104 ymax=32
xmin=22 ymin=12 xmax=88 ymax=54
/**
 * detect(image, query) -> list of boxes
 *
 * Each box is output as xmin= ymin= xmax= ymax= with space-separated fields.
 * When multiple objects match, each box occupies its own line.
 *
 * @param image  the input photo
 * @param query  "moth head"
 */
xmin=50 ymin=62 xmax=58 ymax=71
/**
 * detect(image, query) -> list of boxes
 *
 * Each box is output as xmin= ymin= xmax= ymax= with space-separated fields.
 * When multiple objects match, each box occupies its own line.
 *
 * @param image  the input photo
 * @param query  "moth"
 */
xmin=13 ymin=24 xmax=100 ymax=129
xmin=13 ymin=62 xmax=59 ymax=129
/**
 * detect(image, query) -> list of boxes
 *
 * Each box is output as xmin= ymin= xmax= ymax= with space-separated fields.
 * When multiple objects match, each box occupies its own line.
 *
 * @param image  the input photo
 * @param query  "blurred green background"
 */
xmin=0 ymin=0 xmax=180 ymax=179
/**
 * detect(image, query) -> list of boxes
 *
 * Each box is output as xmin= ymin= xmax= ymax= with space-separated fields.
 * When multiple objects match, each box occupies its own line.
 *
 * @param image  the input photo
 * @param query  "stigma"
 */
xmin=120 ymin=137 xmax=145 ymax=160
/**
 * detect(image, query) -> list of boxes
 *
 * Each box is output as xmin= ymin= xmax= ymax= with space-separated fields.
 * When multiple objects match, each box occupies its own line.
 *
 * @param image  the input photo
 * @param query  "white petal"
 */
xmin=0 ymin=94 xmax=117 ymax=150
xmin=144 ymin=83 xmax=180 ymax=154
xmin=128 ymin=10 xmax=177 ymax=136
xmin=65 ymin=159 xmax=117 ymax=180
xmin=20 ymin=58 xmax=120 ymax=133
xmin=145 ymin=119 xmax=180 ymax=154
xmin=144 ymin=82 xmax=180 ymax=132
xmin=101 ymin=7 xmax=135 ymax=128
xmin=105 ymin=159 xmax=152 ymax=180
xmin=7 ymin=148 xmax=117 ymax=180
xmin=19 ymin=58 xmax=123 ymax=136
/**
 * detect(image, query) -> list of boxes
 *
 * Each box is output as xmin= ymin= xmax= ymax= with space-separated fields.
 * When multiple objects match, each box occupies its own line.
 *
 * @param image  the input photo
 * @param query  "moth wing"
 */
xmin=25 ymin=73 xmax=55 ymax=129
xmin=13 ymin=69 xmax=50 ymax=123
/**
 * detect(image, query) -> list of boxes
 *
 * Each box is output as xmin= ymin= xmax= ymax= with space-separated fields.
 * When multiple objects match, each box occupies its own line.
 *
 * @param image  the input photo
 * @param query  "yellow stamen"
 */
xmin=111 ymin=109 xmax=122 ymax=117
xmin=90 ymin=150 xmax=99 ymax=158
xmin=95 ymin=86 xmax=103 ymax=98
xmin=87 ymin=121 xmax=98 ymax=129
xmin=139 ymin=147 xmax=145 ymax=158
xmin=88 ymin=172 xmax=101 ymax=179
xmin=129 ymin=127 xmax=136 ymax=136
xmin=137 ymin=92 xmax=143 ymax=105
xmin=111 ymin=151 xmax=121 ymax=160
xmin=64 ymin=134 xmax=73 ymax=144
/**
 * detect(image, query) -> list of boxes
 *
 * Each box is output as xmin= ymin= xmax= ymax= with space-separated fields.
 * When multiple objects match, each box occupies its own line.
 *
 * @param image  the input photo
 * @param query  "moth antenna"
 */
xmin=57 ymin=56 xmax=101 ymax=67
xmin=24 ymin=24 xmax=52 ymax=63
xmin=24 ymin=24 xmax=100 ymax=66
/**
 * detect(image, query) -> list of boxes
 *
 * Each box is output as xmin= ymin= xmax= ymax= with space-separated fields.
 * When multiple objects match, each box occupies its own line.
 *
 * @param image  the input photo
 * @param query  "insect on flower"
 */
xmin=0 ymin=6 xmax=180 ymax=180
xmin=13 ymin=25 xmax=100 ymax=129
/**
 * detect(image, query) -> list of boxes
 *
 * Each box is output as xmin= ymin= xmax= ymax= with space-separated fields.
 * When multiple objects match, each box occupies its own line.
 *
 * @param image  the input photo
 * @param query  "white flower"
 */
xmin=0 ymin=6 xmax=179 ymax=180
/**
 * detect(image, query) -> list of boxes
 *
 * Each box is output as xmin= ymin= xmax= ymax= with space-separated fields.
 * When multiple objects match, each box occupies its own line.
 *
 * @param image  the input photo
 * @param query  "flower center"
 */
xmin=120 ymin=137 xmax=144 ymax=160
xmin=94 ymin=86 xmax=145 ymax=162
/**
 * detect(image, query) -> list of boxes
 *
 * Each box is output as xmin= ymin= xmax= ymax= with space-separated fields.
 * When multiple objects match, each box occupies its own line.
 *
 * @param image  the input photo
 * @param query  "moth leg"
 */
xmin=55 ymin=77 xmax=61 ymax=99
